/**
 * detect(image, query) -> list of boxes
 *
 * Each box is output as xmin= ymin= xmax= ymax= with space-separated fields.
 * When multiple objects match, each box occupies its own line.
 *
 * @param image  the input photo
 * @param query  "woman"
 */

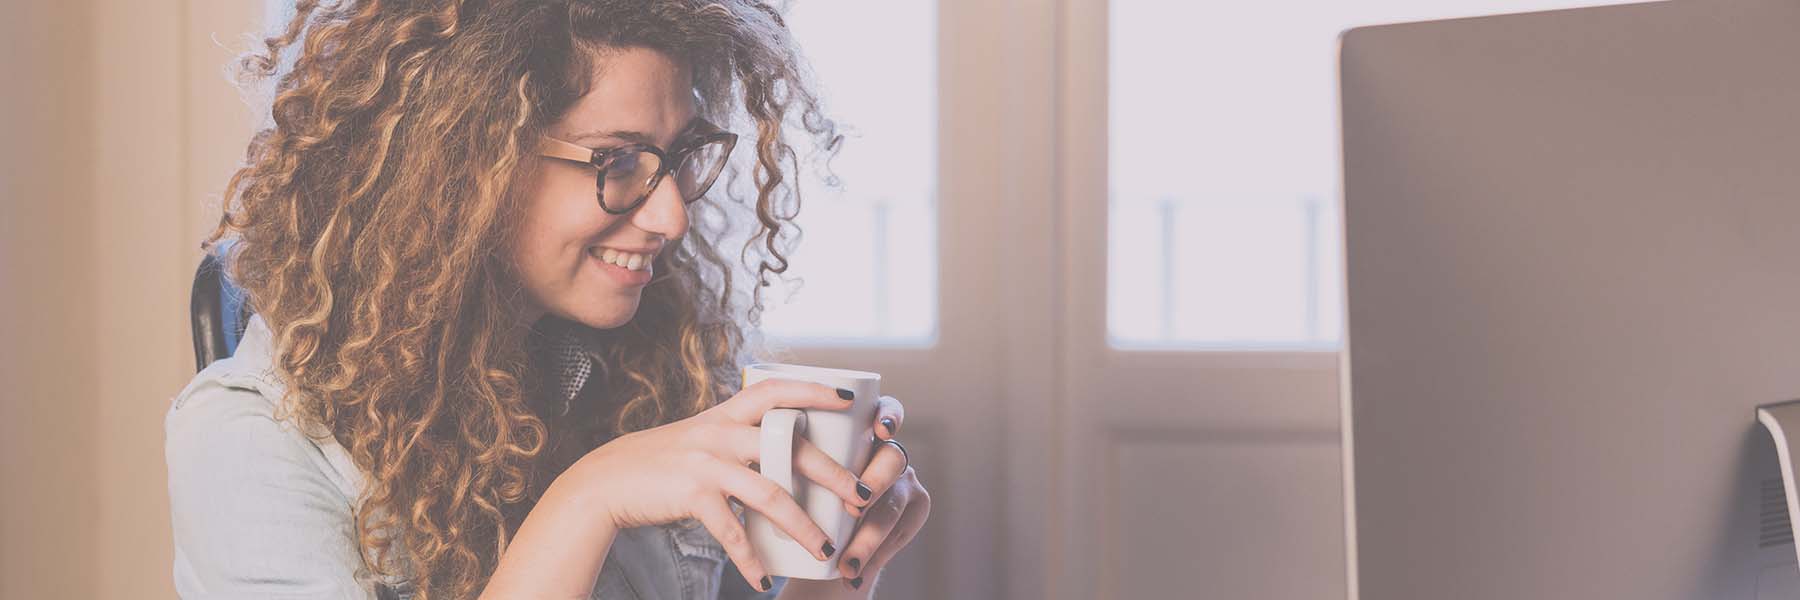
xmin=164 ymin=1 xmax=930 ymax=599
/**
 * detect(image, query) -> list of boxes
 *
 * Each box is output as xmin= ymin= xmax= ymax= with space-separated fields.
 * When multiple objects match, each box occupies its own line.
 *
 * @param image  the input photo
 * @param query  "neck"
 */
xmin=510 ymin=301 xmax=549 ymax=345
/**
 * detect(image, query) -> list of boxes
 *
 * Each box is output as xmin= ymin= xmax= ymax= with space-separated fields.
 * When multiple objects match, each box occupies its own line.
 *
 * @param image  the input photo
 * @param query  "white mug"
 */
xmin=741 ymin=363 xmax=881 ymax=580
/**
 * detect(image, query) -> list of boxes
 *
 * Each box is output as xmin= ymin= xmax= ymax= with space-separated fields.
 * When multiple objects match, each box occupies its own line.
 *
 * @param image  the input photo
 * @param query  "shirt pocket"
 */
xmin=664 ymin=518 xmax=727 ymax=600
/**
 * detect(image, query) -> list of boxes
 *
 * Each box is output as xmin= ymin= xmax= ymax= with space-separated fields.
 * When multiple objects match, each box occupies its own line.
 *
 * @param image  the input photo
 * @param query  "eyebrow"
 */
xmin=566 ymin=117 xmax=702 ymax=148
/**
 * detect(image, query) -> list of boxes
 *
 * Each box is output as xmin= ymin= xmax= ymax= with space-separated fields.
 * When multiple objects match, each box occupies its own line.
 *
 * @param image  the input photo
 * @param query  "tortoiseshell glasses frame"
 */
xmin=536 ymin=120 xmax=738 ymax=215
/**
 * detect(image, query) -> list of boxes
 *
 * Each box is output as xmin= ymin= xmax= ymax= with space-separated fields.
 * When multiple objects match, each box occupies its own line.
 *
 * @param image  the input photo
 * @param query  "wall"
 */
xmin=2 ymin=2 xmax=100 ymax=598
xmin=2 ymin=1 xmax=261 ymax=597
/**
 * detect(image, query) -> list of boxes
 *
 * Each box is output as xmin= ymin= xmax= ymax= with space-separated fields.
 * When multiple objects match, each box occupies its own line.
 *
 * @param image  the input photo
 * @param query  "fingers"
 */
xmin=836 ymin=480 xmax=906 ymax=580
xmin=709 ymin=423 xmax=874 ymax=510
xmin=847 ymin=439 xmax=909 ymax=518
xmin=711 ymin=462 xmax=837 ymax=562
xmin=872 ymin=395 xmax=905 ymax=440
xmin=843 ymin=473 xmax=931 ymax=588
xmin=793 ymin=436 xmax=876 ymax=509
xmin=709 ymin=379 xmax=855 ymax=425
xmin=692 ymin=495 xmax=775 ymax=593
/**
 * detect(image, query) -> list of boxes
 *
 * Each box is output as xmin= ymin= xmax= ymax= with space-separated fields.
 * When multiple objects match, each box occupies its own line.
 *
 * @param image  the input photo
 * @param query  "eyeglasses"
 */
xmin=535 ymin=120 xmax=738 ymax=215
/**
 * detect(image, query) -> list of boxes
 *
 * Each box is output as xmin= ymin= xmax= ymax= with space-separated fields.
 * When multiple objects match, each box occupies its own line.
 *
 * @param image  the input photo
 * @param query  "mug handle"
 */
xmin=760 ymin=408 xmax=809 ymax=505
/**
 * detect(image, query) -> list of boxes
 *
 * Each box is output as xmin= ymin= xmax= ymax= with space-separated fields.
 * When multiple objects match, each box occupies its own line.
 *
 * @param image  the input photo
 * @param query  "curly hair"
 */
xmin=200 ymin=1 xmax=840 ymax=597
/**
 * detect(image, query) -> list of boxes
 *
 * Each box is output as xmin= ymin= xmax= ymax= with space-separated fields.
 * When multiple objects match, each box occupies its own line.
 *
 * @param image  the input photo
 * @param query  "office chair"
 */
xmin=189 ymin=238 xmax=254 ymax=372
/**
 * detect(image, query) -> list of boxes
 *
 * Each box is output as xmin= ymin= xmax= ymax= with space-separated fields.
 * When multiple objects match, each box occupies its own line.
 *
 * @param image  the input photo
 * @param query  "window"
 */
xmin=1106 ymin=0 xmax=1650 ymax=349
xmin=755 ymin=0 xmax=938 ymax=345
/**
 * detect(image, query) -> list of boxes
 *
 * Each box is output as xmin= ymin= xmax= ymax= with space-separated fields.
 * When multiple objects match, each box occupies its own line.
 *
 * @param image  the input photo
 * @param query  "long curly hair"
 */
xmin=200 ymin=1 xmax=839 ymax=597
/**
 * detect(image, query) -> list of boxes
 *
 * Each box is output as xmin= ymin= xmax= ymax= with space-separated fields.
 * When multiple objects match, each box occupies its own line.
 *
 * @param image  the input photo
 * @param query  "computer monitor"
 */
xmin=1340 ymin=1 xmax=1800 ymax=598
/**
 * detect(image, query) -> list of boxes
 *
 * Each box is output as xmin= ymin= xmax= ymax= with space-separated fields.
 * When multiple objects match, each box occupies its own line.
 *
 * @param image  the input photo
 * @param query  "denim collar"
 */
xmin=229 ymin=314 xmax=368 ymax=501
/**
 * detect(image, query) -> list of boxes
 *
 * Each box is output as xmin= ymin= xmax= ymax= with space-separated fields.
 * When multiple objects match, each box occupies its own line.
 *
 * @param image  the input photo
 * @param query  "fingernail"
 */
xmin=856 ymin=481 xmax=872 ymax=501
xmin=761 ymin=576 xmax=773 ymax=591
xmin=822 ymin=541 xmax=835 ymax=558
xmin=847 ymin=557 xmax=861 ymax=573
xmin=850 ymin=576 xmax=863 ymax=589
xmin=837 ymin=388 xmax=855 ymax=401
xmin=880 ymin=417 xmax=897 ymax=435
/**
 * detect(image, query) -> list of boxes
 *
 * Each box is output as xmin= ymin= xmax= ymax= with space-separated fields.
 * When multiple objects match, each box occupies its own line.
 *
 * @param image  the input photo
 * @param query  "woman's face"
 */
xmin=510 ymin=47 xmax=696 ymax=330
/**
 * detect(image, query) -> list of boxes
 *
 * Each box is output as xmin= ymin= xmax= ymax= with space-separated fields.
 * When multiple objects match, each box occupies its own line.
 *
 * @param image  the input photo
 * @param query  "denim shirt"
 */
xmin=165 ymin=313 xmax=783 ymax=599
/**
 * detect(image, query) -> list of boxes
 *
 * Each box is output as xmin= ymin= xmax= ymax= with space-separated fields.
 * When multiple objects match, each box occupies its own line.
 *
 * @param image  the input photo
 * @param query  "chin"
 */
xmin=561 ymin=298 xmax=641 ymax=330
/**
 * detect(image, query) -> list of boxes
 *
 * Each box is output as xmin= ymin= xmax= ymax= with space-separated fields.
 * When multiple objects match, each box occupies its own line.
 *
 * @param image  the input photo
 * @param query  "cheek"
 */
xmin=510 ymin=166 xmax=621 ymax=281
xmin=505 ymin=171 xmax=645 ymax=328
xmin=513 ymin=173 xmax=585 ymax=274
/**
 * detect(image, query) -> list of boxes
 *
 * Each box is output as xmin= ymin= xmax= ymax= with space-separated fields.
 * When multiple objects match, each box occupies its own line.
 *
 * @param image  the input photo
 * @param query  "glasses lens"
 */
xmin=674 ymin=139 xmax=731 ymax=202
xmin=598 ymin=149 xmax=663 ymax=212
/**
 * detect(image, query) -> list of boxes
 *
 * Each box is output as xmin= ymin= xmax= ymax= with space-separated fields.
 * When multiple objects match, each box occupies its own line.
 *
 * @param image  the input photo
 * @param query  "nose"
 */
xmin=631 ymin=171 xmax=690 ymax=241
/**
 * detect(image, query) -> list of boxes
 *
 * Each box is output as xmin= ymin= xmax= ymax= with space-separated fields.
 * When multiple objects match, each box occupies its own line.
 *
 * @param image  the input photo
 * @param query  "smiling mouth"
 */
xmin=588 ymin=246 xmax=655 ymax=272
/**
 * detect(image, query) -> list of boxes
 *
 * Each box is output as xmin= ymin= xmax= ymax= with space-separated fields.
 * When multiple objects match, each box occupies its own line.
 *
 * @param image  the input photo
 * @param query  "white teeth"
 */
xmin=591 ymin=247 xmax=652 ymax=272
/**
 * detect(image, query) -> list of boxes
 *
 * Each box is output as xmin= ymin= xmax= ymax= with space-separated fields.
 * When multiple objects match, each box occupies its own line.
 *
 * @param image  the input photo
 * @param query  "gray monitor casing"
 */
xmin=1341 ymin=0 xmax=1800 ymax=597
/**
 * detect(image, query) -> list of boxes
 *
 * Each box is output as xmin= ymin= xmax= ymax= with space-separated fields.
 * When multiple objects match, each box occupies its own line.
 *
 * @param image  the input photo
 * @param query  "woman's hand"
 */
xmin=830 ymin=395 xmax=933 ymax=593
xmin=575 ymin=379 xmax=878 ymax=589
xmin=485 ymin=380 xmax=877 ymax=598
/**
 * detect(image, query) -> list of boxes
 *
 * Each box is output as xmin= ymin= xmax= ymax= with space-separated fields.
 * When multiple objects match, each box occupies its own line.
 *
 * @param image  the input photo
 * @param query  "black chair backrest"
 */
xmin=189 ymin=238 xmax=253 ymax=372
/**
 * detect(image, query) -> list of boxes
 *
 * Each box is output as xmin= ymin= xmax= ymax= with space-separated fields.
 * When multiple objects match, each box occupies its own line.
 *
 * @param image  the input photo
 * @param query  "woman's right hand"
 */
xmin=563 ymin=379 xmax=876 ymax=590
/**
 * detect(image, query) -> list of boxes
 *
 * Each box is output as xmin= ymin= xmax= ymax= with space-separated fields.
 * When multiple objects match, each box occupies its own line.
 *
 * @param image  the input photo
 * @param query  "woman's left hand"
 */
xmin=835 ymin=395 xmax=931 ymax=592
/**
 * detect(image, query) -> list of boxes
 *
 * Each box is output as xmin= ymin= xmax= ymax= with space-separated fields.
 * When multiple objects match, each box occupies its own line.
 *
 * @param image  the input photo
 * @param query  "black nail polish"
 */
xmin=761 ymin=576 xmax=772 ymax=591
xmin=822 ymin=541 xmax=835 ymax=558
xmin=880 ymin=417 xmax=897 ymax=434
xmin=856 ymin=481 xmax=872 ymax=501
xmin=850 ymin=576 xmax=863 ymax=589
xmin=837 ymin=388 xmax=855 ymax=400
xmin=847 ymin=557 xmax=861 ymax=573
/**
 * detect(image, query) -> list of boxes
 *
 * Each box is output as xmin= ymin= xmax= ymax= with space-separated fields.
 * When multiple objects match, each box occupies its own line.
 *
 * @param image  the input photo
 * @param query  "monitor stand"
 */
xmin=1753 ymin=400 xmax=1800 ymax=598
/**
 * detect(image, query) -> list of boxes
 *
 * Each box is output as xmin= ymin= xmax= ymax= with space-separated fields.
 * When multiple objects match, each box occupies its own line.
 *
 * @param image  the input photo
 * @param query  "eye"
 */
xmin=604 ymin=152 xmax=642 ymax=178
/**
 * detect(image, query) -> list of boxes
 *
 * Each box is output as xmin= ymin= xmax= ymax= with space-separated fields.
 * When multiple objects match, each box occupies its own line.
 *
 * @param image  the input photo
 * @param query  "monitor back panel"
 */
xmin=1343 ymin=1 xmax=1800 ymax=597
